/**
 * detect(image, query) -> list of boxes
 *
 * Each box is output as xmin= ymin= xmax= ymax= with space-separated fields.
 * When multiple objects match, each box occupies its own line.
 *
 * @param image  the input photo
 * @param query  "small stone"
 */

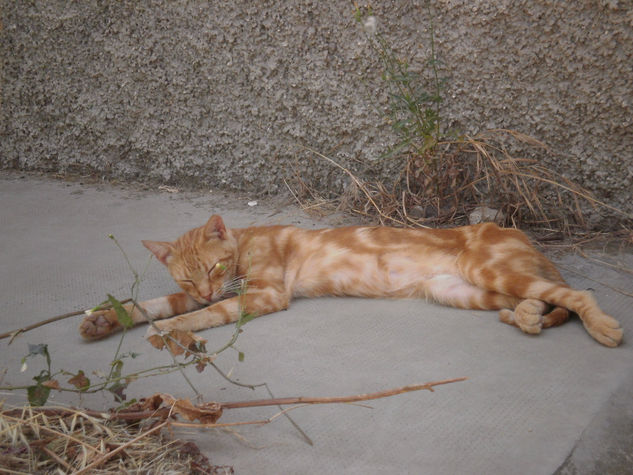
xmin=408 ymin=206 xmax=425 ymax=219
xmin=469 ymin=206 xmax=505 ymax=225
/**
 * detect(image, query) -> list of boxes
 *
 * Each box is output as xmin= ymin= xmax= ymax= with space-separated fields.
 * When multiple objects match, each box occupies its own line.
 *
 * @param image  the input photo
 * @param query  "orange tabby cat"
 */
xmin=79 ymin=215 xmax=623 ymax=347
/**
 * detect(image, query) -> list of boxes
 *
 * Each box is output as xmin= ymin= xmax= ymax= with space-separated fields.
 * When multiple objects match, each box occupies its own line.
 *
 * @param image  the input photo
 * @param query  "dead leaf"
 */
xmin=142 ymin=393 xmax=222 ymax=424
xmin=147 ymin=333 xmax=165 ymax=350
xmin=195 ymin=355 xmax=216 ymax=373
xmin=141 ymin=393 xmax=167 ymax=412
xmin=68 ymin=370 xmax=90 ymax=390
xmin=42 ymin=379 xmax=60 ymax=389
xmin=148 ymin=330 xmax=207 ymax=356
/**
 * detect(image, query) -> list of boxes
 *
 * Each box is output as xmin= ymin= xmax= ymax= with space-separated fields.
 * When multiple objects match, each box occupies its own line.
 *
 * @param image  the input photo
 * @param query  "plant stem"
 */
xmin=0 ymin=300 xmax=132 ymax=342
xmin=426 ymin=0 xmax=441 ymax=140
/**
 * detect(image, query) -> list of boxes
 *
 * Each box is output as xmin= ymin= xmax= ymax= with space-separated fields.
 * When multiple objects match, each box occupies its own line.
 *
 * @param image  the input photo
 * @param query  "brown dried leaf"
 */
xmin=67 ymin=370 xmax=90 ymax=390
xmin=195 ymin=355 xmax=216 ymax=373
xmin=142 ymin=393 xmax=167 ymax=411
xmin=148 ymin=329 xmax=207 ymax=356
xmin=144 ymin=393 xmax=222 ymax=424
xmin=169 ymin=330 xmax=207 ymax=356
xmin=147 ymin=333 xmax=166 ymax=350
xmin=42 ymin=379 xmax=60 ymax=389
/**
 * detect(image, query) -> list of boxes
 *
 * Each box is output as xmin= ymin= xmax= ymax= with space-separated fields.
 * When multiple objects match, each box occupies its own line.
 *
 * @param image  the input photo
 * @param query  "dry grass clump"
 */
xmin=289 ymin=129 xmax=632 ymax=239
xmin=0 ymin=402 xmax=230 ymax=474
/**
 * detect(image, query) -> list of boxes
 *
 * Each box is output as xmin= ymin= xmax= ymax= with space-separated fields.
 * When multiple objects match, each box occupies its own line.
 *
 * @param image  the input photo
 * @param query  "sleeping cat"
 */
xmin=79 ymin=215 xmax=623 ymax=347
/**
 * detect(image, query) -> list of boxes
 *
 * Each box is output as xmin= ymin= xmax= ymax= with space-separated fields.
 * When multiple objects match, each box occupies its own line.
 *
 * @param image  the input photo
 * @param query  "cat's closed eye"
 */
xmin=209 ymin=263 xmax=226 ymax=275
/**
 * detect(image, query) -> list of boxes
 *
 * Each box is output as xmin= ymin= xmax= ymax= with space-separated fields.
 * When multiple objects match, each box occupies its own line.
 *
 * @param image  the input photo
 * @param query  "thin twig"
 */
xmin=263 ymin=383 xmax=314 ymax=446
xmin=132 ymin=302 xmax=202 ymax=399
xmin=208 ymin=362 xmax=265 ymax=390
xmin=0 ymin=299 xmax=132 ymax=342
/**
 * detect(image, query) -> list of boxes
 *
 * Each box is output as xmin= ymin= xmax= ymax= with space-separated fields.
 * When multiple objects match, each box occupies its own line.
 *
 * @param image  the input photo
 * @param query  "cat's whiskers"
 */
xmin=220 ymin=275 xmax=249 ymax=296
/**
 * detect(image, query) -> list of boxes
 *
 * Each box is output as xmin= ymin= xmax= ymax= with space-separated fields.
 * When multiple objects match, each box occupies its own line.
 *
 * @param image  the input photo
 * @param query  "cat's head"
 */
xmin=142 ymin=215 xmax=239 ymax=305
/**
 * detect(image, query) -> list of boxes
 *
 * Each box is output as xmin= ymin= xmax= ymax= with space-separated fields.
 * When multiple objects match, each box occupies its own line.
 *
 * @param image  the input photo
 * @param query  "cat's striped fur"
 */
xmin=79 ymin=215 xmax=623 ymax=347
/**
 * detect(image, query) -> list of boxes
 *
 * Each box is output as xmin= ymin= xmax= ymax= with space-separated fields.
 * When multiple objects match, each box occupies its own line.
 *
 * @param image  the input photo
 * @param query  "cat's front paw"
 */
xmin=79 ymin=309 xmax=122 ymax=340
xmin=583 ymin=313 xmax=622 ymax=347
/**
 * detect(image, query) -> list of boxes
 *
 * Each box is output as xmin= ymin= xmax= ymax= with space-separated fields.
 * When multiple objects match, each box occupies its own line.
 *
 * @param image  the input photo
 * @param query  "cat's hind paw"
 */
xmin=499 ymin=299 xmax=546 ymax=335
xmin=583 ymin=313 xmax=623 ymax=348
xmin=79 ymin=309 xmax=122 ymax=340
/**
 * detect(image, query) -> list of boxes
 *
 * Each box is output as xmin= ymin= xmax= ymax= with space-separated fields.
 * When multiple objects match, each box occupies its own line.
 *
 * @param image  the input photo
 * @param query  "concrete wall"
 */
xmin=1 ymin=1 xmax=632 ymax=218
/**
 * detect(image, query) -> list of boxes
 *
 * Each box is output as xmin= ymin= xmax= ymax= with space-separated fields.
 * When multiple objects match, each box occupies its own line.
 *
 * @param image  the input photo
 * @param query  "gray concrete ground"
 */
xmin=1 ymin=172 xmax=632 ymax=474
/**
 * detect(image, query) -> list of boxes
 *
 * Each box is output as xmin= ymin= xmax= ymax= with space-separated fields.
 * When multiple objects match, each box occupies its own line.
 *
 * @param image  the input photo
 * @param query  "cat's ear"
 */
xmin=204 ymin=215 xmax=227 ymax=240
xmin=142 ymin=240 xmax=174 ymax=265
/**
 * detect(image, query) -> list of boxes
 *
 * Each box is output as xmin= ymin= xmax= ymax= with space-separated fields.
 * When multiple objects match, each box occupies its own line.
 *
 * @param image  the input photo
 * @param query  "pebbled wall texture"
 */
xmin=1 ymin=1 xmax=632 ymax=220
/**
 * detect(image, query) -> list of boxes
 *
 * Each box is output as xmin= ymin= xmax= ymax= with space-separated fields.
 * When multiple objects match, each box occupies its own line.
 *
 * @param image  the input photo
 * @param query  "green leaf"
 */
xmin=88 ymin=300 xmax=110 ymax=314
xmin=238 ymin=351 xmax=245 ymax=362
xmin=107 ymin=359 xmax=127 ymax=402
xmin=107 ymin=294 xmax=134 ymax=329
xmin=110 ymin=359 xmax=124 ymax=379
xmin=27 ymin=384 xmax=51 ymax=406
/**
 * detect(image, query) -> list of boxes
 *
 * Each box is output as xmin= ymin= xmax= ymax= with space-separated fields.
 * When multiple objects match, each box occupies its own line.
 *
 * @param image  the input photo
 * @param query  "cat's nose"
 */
xmin=203 ymin=293 xmax=213 ymax=303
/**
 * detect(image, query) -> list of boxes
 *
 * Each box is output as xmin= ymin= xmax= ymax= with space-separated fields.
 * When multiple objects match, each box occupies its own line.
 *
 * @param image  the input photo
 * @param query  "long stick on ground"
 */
xmin=2 ymin=378 xmax=467 ymax=423
xmin=221 ymin=377 xmax=467 ymax=409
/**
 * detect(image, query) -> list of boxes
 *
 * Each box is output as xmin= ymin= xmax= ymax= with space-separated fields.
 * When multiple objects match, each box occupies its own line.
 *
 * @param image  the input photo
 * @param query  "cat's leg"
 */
xmin=498 ymin=300 xmax=570 ymax=334
xmin=457 ymin=244 xmax=621 ymax=346
xmin=145 ymin=287 xmax=290 ymax=338
xmin=495 ymin=276 xmax=621 ymax=347
xmin=424 ymin=274 xmax=520 ymax=310
xmin=541 ymin=306 xmax=571 ymax=328
xmin=79 ymin=292 xmax=202 ymax=340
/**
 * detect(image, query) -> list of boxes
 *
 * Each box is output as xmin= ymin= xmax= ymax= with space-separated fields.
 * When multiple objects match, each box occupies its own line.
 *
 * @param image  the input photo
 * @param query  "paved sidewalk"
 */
xmin=1 ymin=173 xmax=631 ymax=474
